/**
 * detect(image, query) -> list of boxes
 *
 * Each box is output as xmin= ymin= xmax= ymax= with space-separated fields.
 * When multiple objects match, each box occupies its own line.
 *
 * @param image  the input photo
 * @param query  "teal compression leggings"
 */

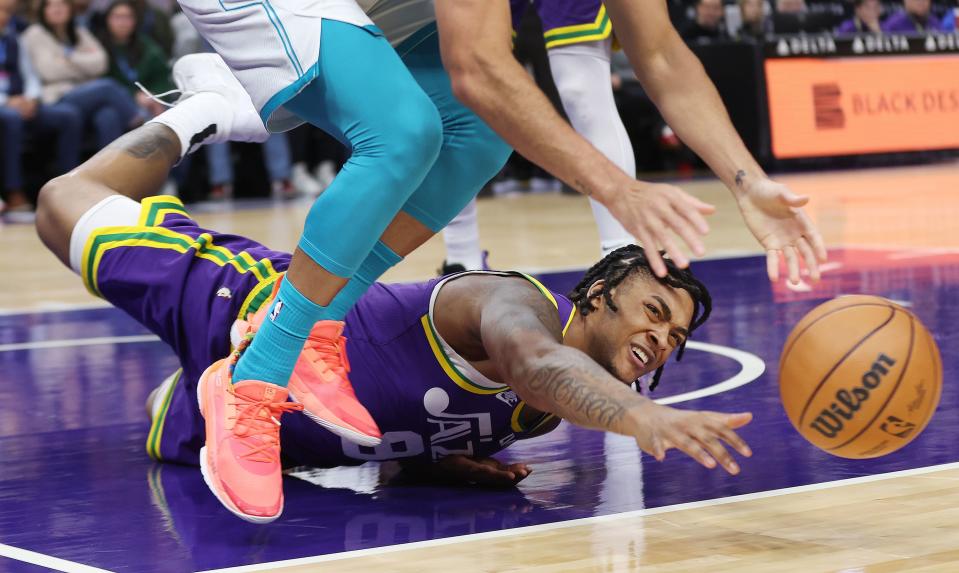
xmin=283 ymin=21 xmax=511 ymax=278
xmin=232 ymin=22 xmax=511 ymax=388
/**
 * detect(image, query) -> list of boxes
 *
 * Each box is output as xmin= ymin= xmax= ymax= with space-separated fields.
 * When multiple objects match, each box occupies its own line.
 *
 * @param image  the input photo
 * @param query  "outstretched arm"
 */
xmin=477 ymin=281 xmax=752 ymax=475
xmin=605 ymin=0 xmax=828 ymax=282
xmin=434 ymin=0 xmax=715 ymax=277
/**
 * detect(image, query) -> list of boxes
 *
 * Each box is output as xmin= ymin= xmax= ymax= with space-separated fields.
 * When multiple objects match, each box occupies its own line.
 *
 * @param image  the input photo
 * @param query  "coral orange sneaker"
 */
xmin=289 ymin=321 xmax=381 ymax=446
xmin=197 ymin=354 xmax=302 ymax=523
xmin=233 ymin=277 xmax=382 ymax=447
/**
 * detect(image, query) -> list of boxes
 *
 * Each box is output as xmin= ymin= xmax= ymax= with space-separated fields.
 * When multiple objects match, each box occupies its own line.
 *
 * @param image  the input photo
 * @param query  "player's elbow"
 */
xmin=447 ymin=51 xmax=497 ymax=111
xmin=499 ymin=343 xmax=567 ymax=412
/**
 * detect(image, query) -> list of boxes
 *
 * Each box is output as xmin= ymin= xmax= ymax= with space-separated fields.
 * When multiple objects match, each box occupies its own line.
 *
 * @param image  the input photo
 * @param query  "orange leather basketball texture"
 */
xmin=779 ymin=296 xmax=941 ymax=459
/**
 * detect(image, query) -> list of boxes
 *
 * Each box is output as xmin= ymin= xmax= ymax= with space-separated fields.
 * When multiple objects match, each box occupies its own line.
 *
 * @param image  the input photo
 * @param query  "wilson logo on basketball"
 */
xmin=809 ymin=353 xmax=896 ymax=439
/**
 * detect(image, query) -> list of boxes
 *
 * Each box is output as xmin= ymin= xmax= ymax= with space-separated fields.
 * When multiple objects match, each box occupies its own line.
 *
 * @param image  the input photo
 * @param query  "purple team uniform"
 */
xmin=80 ymin=197 xmax=571 ymax=468
xmin=510 ymin=0 xmax=613 ymax=49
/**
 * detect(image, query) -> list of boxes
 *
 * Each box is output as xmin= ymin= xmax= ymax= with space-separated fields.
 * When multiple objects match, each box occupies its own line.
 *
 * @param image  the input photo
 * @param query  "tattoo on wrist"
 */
xmin=526 ymin=362 xmax=626 ymax=428
xmin=108 ymin=124 xmax=180 ymax=164
xmin=734 ymin=169 xmax=746 ymax=188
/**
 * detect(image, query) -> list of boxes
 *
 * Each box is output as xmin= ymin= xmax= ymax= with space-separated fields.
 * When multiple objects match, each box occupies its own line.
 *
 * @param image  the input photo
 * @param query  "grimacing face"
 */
xmin=583 ymin=274 xmax=695 ymax=385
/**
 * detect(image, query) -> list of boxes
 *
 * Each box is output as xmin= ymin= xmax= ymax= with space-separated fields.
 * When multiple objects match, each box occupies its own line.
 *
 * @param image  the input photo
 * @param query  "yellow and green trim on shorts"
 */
xmin=80 ymin=196 xmax=279 ymax=300
xmin=421 ymin=272 xmax=576 ymax=396
xmin=543 ymin=5 xmax=614 ymax=49
xmin=146 ymin=369 xmax=182 ymax=461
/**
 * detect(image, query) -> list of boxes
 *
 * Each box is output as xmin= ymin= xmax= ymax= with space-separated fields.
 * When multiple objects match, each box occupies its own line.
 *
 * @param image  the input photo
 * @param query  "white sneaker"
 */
xmin=291 ymin=163 xmax=323 ymax=197
xmin=171 ymin=53 xmax=269 ymax=148
xmin=314 ymin=160 xmax=337 ymax=189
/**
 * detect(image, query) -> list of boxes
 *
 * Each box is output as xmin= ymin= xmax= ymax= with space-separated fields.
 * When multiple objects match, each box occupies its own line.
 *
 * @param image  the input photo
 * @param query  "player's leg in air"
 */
xmin=340 ymin=23 xmax=512 ymax=295
xmin=547 ymin=35 xmax=636 ymax=256
xmin=440 ymin=0 xmax=636 ymax=271
xmin=34 ymin=84 xmax=313 ymax=521
xmin=38 ymin=16 xmax=509 ymax=520
xmin=157 ymin=0 xmax=459 ymax=520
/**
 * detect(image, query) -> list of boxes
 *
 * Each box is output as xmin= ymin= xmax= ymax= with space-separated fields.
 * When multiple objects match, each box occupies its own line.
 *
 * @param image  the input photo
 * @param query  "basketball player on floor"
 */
xmin=36 ymin=105 xmax=752 ymax=522
xmin=443 ymin=0 xmax=640 ymax=270
xmin=103 ymin=0 xmax=820 ymax=521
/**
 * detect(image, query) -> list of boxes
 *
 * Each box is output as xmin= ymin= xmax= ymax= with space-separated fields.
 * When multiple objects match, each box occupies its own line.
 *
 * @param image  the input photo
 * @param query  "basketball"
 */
xmin=779 ymin=295 xmax=942 ymax=459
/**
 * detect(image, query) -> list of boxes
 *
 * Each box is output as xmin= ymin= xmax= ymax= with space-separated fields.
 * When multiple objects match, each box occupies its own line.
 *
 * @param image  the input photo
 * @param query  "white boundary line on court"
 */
xmin=655 ymin=341 xmax=765 ymax=405
xmin=197 ymin=461 xmax=959 ymax=573
xmin=0 ymin=301 xmax=110 ymax=317
xmin=0 ymin=334 xmax=160 ymax=353
xmin=0 ymin=336 xmax=761 ymax=408
xmin=0 ymin=543 xmax=114 ymax=573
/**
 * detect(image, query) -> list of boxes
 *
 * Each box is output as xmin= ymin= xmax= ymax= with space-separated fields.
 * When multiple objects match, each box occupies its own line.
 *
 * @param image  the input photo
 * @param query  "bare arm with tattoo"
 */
xmin=36 ymin=124 xmax=182 ymax=269
xmin=468 ymin=280 xmax=753 ymax=475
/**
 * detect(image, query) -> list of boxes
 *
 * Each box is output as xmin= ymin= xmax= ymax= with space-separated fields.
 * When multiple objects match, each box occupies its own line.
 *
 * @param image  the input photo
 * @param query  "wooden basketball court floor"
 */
xmin=1 ymin=161 xmax=958 ymax=572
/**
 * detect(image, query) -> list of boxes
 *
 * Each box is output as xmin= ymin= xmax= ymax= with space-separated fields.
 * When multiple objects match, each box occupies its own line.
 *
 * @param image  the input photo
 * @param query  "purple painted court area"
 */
xmin=1 ymin=249 xmax=957 ymax=572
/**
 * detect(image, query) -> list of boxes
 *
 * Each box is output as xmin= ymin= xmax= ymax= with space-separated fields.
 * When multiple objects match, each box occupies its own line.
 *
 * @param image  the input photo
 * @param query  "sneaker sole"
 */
xmin=196 ymin=367 xmax=282 ymax=524
xmin=288 ymin=390 xmax=382 ymax=447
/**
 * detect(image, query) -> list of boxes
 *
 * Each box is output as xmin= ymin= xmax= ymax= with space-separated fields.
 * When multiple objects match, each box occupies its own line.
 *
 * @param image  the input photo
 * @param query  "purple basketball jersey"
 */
xmin=85 ymin=198 xmax=573 ymax=468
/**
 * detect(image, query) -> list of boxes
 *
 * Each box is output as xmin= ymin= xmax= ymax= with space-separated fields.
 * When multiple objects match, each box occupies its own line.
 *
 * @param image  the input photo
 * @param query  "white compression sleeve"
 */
xmin=548 ymin=39 xmax=637 ymax=256
xmin=441 ymin=198 xmax=485 ymax=270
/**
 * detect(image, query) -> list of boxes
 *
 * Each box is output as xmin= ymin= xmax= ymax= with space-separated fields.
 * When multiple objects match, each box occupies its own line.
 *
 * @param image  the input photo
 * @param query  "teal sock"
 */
xmin=233 ymin=277 xmax=323 ymax=387
xmin=325 ymin=241 xmax=402 ymax=320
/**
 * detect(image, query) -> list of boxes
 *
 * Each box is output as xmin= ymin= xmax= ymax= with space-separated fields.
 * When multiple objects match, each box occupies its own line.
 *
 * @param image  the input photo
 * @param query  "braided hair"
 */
xmin=568 ymin=244 xmax=712 ymax=392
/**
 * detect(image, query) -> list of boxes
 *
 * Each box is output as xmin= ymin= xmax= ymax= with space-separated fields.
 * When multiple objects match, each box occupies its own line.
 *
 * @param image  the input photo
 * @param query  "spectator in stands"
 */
xmin=681 ymin=0 xmax=727 ymax=41
xmin=98 ymin=0 xmax=172 ymax=117
xmin=942 ymin=0 xmax=956 ymax=31
xmin=0 ymin=0 xmax=82 ymax=222
xmin=0 ymin=0 xmax=26 ymax=32
xmin=130 ymin=0 xmax=172 ymax=56
xmin=23 ymin=0 xmax=142 ymax=151
xmin=882 ymin=0 xmax=941 ymax=32
xmin=735 ymin=0 xmax=773 ymax=39
xmin=772 ymin=0 xmax=839 ymax=33
xmin=836 ymin=0 xmax=882 ymax=33
xmin=203 ymin=136 xmax=297 ymax=201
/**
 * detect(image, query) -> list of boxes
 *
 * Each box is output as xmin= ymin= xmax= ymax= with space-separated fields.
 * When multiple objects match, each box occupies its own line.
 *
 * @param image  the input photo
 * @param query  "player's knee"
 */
xmin=393 ymin=100 xmax=443 ymax=167
xmin=35 ymin=176 xmax=71 ymax=251
xmin=552 ymin=75 xmax=593 ymax=123
xmin=363 ymin=96 xmax=443 ymax=184
xmin=464 ymin=129 xmax=512 ymax=188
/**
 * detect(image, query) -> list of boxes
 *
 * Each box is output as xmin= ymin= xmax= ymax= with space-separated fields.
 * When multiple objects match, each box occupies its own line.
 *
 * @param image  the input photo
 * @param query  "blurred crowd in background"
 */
xmin=0 ymin=0 xmax=956 ymax=222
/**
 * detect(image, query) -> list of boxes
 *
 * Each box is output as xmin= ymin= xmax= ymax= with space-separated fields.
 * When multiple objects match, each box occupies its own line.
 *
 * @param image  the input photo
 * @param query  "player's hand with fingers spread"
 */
xmin=629 ymin=401 xmax=753 ymax=475
xmin=603 ymin=179 xmax=716 ymax=278
xmin=734 ymin=176 xmax=828 ymax=284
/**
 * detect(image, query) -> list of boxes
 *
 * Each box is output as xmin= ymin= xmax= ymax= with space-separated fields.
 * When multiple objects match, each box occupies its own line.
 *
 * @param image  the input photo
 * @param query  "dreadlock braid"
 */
xmin=568 ymin=244 xmax=712 ymax=392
